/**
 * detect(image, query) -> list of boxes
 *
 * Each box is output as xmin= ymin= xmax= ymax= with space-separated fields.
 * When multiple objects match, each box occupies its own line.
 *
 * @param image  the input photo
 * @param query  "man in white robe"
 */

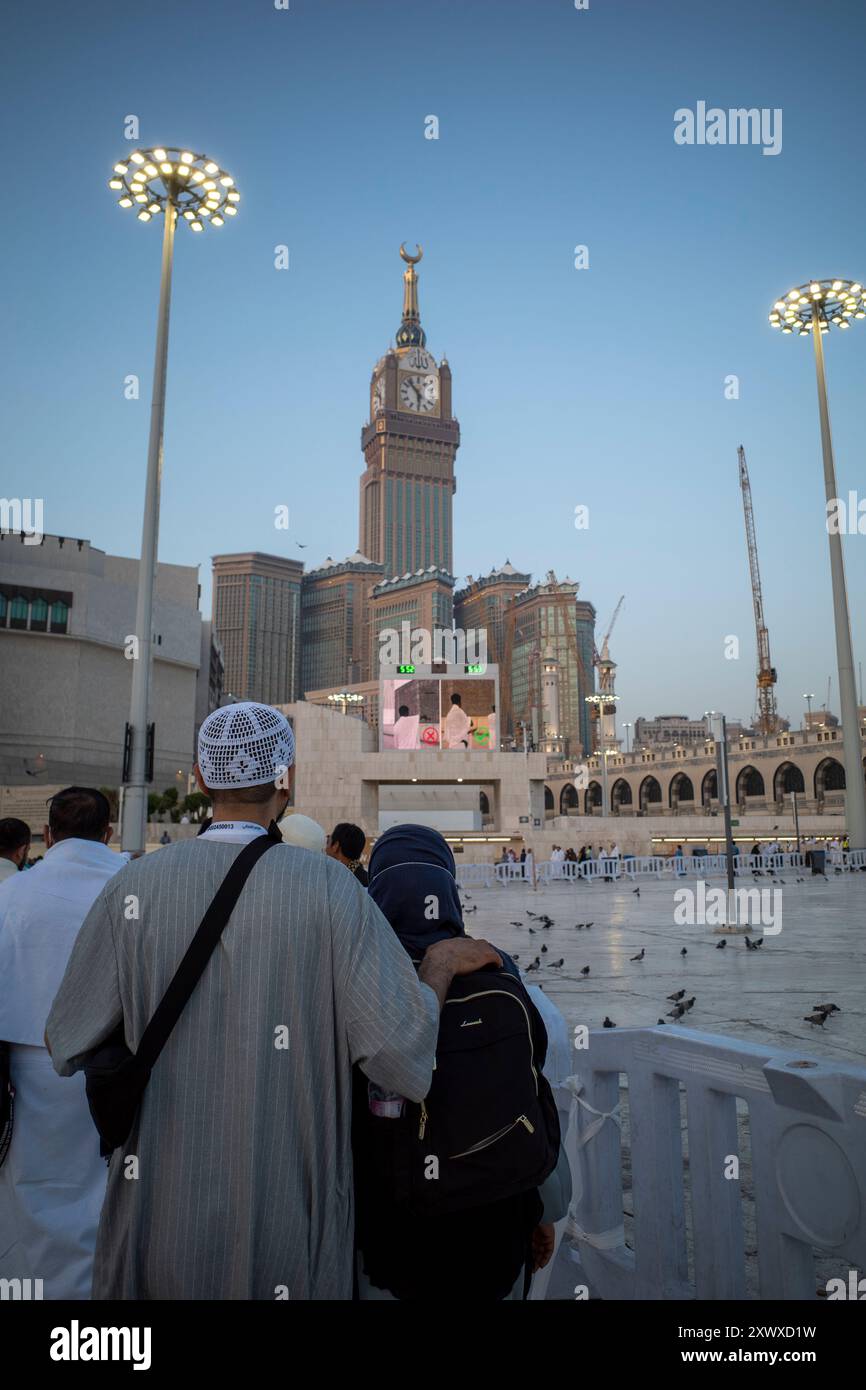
xmin=0 ymin=787 xmax=124 ymax=1299
xmin=45 ymin=703 xmax=499 ymax=1300
xmin=444 ymin=693 xmax=473 ymax=749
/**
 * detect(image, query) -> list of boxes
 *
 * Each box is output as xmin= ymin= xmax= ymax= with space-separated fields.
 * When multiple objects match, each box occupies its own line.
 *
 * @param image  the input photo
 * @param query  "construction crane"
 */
xmin=596 ymin=596 xmax=624 ymax=663
xmin=737 ymin=446 xmax=779 ymax=735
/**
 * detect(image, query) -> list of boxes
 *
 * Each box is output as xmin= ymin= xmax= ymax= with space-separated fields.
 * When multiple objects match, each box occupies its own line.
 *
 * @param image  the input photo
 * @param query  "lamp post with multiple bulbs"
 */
xmin=111 ymin=148 xmax=239 ymax=854
xmin=585 ymin=692 xmax=619 ymax=817
xmin=327 ymin=692 xmax=365 ymax=717
xmin=769 ymin=279 xmax=866 ymax=852
xmin=803 ymin=692 xmax=815 ymax=729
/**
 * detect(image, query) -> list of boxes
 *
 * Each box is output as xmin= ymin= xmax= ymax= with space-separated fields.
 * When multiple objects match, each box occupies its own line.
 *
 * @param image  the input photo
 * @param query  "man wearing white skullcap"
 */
xmin=46 ymin=701 xmax=500 ymax=1300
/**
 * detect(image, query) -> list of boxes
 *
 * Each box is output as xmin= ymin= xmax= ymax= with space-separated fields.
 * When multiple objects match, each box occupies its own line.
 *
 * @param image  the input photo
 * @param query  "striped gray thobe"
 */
xmin=45 ymin=839 xmax=439 ymax=1300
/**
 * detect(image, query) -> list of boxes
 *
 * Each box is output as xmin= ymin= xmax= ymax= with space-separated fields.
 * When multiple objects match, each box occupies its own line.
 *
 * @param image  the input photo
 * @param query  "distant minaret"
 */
xmin=541 ymin=644 xmax=565 ymax=755
xmin=596 ymin=636 xmax=620 ymax=751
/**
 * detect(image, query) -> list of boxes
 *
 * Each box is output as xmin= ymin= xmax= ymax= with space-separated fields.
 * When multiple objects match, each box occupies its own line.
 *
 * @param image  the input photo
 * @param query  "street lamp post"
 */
xmin=623 ymin=722 xmax=632 ymax=754
xmin=585 ymin=693 xmax=619 ymax=816
xmin=111 ymin=148 xmax=240 ymax=853
xmin=706 ymin=712 xmax=736 ymax=893
xmin=803 ymin=692 xmax=814 ymax=729
xmin=769 ymin=279 xmax=866 ymax=852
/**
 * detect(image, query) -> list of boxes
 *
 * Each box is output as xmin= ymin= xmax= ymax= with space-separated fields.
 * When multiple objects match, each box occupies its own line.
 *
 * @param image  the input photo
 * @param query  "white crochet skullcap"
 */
xmin=197 ymin=702 xmax=295 ymax=790
xmin=279 ymin=813 xmax=326 ymax=852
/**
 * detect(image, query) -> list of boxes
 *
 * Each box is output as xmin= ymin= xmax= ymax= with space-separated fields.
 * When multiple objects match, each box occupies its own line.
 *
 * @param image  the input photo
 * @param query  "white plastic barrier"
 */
xmin=455 ymin=863 xmax=493 ymax=888
xmin=560 ymin=1027 xmax=866 ymax=1300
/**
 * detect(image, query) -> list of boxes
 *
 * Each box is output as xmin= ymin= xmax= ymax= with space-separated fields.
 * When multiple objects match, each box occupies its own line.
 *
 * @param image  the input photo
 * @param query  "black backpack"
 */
xmin=359 ymin=967 xmax=560 ymax=1217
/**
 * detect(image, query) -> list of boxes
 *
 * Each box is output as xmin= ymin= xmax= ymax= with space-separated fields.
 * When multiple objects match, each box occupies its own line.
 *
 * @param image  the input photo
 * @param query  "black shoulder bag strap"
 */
xmin=135 ymin=821 xmax=282 ymax=1072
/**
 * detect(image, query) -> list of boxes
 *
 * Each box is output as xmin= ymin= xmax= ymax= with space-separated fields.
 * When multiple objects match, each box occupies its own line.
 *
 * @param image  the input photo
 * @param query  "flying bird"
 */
xmin=753 ymin=938 xmax=763 ymax=948
xmin=667 ymin=989 xmax=686 ymax=1001
xmin=580 ymin=966 xmax=590 ymax=977
xmin=574 ymin=924 xmax=584 ymax=930
xmin=528 ymin=927 xmax=536 ymax=935
xmin=633 ymin=888 xmax=640 ymax=898
xmin=630 ymin=949 xmax=645 ymax=962
xmin=745 ymin=936 xmax=756 ymax=951
xmin=716 ymin=940 xmax=727 ymax=950
xmin=509 ymin=921 xmax=523 ymax=928
xmin=813 ymin=1002 xmax=840 ymax=1014
xmin=680 ymin=947 xmax=688 ymax=956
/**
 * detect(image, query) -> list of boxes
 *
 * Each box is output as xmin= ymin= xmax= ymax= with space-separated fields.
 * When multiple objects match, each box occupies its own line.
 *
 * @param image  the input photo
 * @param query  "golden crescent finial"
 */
xmin=399 ymin=242 xmax=423 ymax=265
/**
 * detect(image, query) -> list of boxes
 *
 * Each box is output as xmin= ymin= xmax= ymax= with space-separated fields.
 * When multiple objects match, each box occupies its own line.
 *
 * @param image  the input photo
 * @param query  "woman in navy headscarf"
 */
xmin=353 ymin=824 xmax=549 ymax=1300
xmin=366 ymin=823 xmax=520 ymax=977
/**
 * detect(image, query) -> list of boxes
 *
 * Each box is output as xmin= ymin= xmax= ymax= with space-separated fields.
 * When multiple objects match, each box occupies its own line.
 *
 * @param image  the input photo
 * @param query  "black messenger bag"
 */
xmin=84 ymin=823 xmax=282 ymax=1156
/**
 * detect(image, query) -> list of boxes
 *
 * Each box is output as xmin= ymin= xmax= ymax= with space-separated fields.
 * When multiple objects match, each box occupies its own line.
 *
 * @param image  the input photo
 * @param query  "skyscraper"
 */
xmin=212 ymin=552 xmax=303 ymax=704
xmin=454 ymin=561 xmax=532 ymax=718
xmin=359 ymin=247 xmax=459 ymax=579
xmin=300 ymin=551 xmax=384 ymax=692
xmin=504 ymin=572 xmax=596 ymax=757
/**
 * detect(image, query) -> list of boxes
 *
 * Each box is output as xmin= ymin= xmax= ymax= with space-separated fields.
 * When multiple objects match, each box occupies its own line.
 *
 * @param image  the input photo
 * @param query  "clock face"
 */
xmin=399 ymin=373 xmax=438 ymax=413
xmin=372 ymin=377 xmax=386 ymax=415
xmin=401 ymin=346 xmax=435 ymax=372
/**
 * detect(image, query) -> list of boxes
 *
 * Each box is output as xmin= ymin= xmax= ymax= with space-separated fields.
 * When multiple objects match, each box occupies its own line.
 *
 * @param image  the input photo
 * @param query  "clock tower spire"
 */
xmin=397 ymin=242 xmax=426 ymax=348
xmin=359 ymin=246 xmax=459 ymax=579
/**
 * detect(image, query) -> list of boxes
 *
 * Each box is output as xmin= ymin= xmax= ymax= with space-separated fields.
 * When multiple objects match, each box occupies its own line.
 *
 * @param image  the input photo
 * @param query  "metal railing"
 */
xmin=456 ymin=850 xmax=865 ymax=887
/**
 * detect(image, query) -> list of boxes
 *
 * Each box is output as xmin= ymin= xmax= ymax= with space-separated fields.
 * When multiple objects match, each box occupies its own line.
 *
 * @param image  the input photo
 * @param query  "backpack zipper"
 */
xmin=449 ymin=1113 xmax=535 ymax=1159
xmin=418 ymin=989 xmax=539 ymax=1145
xmin=443 ymin=989 xmax=538 ymax=1090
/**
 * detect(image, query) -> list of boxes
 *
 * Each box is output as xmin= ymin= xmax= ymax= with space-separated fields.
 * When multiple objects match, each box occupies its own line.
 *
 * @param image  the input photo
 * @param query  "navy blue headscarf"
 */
xmin=368 ymin=824 xmax=517 ymax=977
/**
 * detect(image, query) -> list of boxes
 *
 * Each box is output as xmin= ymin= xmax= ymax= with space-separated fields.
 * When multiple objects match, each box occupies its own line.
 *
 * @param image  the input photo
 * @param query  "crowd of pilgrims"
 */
xmin=0 ymin=700 xmax=573 ymax=1301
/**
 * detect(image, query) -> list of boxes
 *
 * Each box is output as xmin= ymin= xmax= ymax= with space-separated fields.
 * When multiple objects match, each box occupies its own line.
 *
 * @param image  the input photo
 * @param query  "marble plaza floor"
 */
xmin=461 ymin=870 xmax=866 ymax=1068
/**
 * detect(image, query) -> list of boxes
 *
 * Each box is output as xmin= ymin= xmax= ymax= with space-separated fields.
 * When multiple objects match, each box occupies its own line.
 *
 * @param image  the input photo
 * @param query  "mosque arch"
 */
xmin=701 ymin=768 xmax=718 ymax=805
xmin=736 ymin=765 xmax=765 ymax=800
xmin=639 ymin=776 xmax=662 ymax=811
xmin=611 ymin=778 xmax=633 ymax=812
xmin=773 ymin=761 xmax=805 ymax=799
xmin=586 ymin=781 xmax=602 ymax=813
xmin=560 ymin=783 xmax=579 ymax=815
xmin=669 ymin=772 xmax=695 ymax=808
xmin=814 ymin=757 xmax=845 ymax=798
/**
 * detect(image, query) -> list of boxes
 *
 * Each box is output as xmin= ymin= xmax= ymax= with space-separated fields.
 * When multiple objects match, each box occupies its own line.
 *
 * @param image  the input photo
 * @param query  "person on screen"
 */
xmin=444 ymin=693 xmax=474 ymax=749
xmin=392 ymin=705 xmax=419 ymax=750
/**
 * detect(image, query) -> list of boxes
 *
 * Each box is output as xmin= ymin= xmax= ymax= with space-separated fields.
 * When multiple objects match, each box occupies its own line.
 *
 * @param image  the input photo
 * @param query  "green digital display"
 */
xmin=464 ymin=663 xmax=485 ymax=674
xmin=397 ymin=664 xmax=416 ymax=674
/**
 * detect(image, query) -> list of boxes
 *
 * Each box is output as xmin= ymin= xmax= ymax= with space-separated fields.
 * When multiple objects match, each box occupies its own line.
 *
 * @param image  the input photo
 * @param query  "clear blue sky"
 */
xmin=4 ymin=0 xmax=865 ymax=735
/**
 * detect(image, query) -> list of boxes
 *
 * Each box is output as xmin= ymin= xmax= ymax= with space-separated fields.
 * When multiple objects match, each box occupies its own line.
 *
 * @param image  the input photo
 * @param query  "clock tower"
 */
xmin=359 ymin=245 xmax=459 ymax=579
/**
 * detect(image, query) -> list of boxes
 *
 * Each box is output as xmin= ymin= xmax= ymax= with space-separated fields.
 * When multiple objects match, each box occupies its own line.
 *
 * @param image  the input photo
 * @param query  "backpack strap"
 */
xmin=136 ymin=822 xmax=282 ymax=1071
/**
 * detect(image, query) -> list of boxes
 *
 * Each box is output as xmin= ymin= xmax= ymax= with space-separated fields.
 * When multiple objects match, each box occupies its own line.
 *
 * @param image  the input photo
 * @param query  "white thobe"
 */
xmin=0 ymin=837 xmax=126 ymax=1299
xmin=444 ymin=705 xmax=472 ymax=749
